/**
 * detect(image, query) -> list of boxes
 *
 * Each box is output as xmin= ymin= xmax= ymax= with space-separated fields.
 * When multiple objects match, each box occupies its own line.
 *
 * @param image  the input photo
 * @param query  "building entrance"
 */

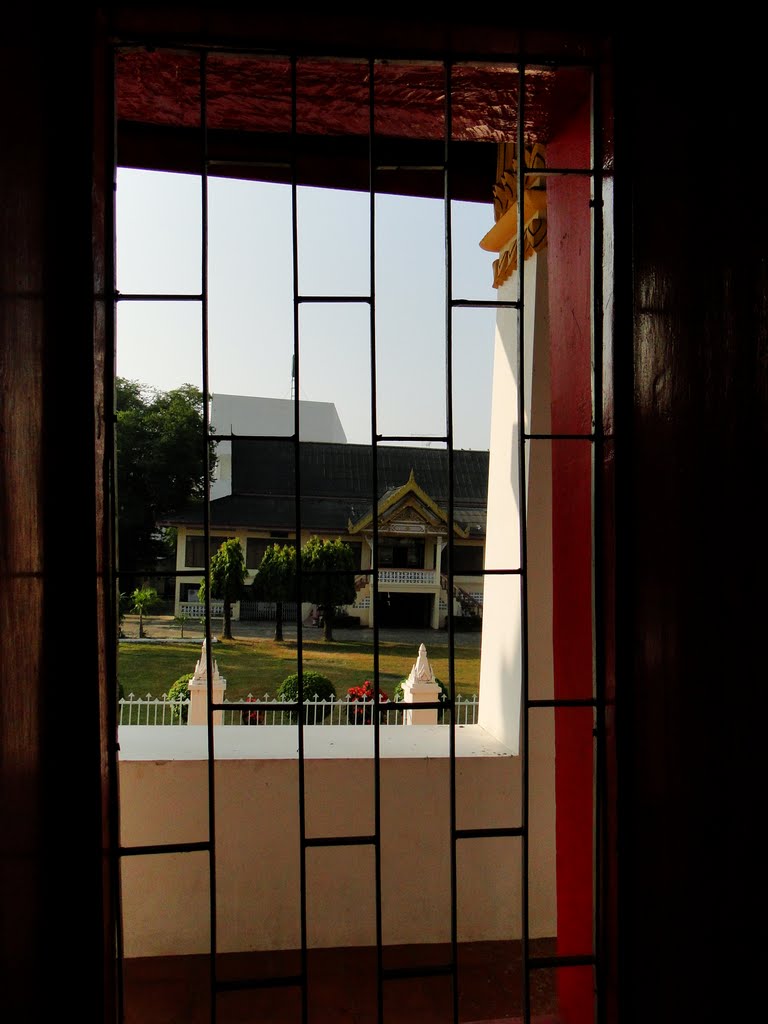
xmin=378 ymin=592 xmax=432 ymax=628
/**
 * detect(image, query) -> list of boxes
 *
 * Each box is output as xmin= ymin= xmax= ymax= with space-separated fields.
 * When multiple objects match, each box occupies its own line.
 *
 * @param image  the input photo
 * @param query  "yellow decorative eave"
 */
xmin=479 ymin=189 xmax=548 ymax=253
xmin=480 ymin=142 xmax=548 ymax=288
xmin=347 ymin=469 xmax=469 ymax=538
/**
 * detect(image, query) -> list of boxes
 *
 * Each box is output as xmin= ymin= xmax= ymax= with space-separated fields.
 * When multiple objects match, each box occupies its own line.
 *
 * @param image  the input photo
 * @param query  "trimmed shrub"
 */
xmin=277 ymin=671 xmax=336 ymax=723
xmin=277 ymin=671 xmax=336 ymax=703
xmin=167 ymin=672 xmax=193 ymax=723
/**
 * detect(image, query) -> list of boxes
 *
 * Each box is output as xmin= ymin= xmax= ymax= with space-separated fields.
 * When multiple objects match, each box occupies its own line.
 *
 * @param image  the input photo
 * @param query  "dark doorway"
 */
xmin=378 ymin=592 xmax=432 ymax=628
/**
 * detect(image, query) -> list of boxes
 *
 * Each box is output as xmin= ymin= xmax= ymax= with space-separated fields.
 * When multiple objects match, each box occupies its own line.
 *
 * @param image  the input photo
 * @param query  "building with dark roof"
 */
xmin=166 ymin=438 xmax=489 ymax=628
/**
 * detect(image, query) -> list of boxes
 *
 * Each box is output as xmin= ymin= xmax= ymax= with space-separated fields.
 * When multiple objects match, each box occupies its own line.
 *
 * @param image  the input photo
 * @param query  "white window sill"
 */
xmin=117 ymin=724 xmax=514 ymax=761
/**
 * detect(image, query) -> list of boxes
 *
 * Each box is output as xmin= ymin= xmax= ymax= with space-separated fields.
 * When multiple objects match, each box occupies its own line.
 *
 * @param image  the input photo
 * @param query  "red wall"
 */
xmin=546 ymin=100 xmax=595 ymax=1024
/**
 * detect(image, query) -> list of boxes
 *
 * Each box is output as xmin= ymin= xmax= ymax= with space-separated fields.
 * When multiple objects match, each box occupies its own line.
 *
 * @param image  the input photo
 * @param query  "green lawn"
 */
xmin=118 ymin=635 xmax=480 ymax=701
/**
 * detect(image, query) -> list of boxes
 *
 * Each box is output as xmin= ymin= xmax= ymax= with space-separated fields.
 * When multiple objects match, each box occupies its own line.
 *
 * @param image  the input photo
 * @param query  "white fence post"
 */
xmin=400 ymin=643 xmax=439 ymax=725
xmin=187 ymin=640 xmax=227 ymax=725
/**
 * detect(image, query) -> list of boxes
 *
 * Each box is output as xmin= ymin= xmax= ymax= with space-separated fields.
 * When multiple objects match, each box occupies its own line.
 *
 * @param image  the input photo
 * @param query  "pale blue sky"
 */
xmin=116 ymin=168 xmax=499 ymax=450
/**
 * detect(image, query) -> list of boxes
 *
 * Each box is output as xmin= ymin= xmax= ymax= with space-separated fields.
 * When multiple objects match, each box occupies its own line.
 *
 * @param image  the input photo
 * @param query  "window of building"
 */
xmin=184 ymin=534 xmax=228 ymax=567
xmin=378 ymin=538 xmax=424 ymax=568
xmin=182 ymin=583 xmax=201 ymax=603
xmin=245 ymin=537 xmax=270 ymax=569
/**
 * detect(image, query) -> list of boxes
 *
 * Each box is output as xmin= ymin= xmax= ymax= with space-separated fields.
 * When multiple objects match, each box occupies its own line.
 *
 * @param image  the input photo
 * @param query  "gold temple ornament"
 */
xmin=480 ymin=141 xmax=547 ymax=288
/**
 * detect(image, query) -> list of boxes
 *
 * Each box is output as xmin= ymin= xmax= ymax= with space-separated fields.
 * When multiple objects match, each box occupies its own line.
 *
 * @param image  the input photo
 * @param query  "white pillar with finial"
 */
xmin=401 ymin=643 xmax=440 ymax=725
xmin=187 ymin=639 xmax=227 ymax=725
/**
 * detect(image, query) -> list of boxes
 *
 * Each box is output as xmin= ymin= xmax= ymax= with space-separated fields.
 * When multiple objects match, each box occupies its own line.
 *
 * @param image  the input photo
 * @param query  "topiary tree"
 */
xmin=277 ymin=670 xmax=336 ymax=723
xmin=301 ymin=536 xmax=356 ymax=641
xmin=199 ymin=538 xmax=247 ymax=640
xmin=130 ymin=585 xmax=160 ymax=638
xmin=166 ymin=672 xmax=193 ymax=723
xmin=251 ymin=542 xmax=297 ymax=641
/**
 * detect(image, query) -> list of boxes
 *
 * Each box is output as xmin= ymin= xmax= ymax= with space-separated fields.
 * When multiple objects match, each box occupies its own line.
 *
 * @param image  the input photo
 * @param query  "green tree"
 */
xmin=172 ymin=612 xmax=192 ymax=638
xmin=130 ymin=585 xmax=160 ymax=638
xmin=251 ymin=543 xmax=297 ymax=641
xmin=166 ymin=673 xmax=193 ymax=723
xmin=116 ymin=378 xmax=216 ymax=581
xmin=301 ymin=536 xmax=356 ymax=641
xmin=199 ymin=538 xmax=247 ymax=640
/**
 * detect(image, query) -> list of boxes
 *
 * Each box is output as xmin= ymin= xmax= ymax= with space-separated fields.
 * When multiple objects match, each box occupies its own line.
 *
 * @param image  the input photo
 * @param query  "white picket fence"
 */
xmin=118 ymin=692 xmax=479 ymax=726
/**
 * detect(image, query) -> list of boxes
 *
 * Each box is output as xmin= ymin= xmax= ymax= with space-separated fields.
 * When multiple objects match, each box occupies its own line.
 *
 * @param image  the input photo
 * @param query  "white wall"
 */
xmin=478 ymin=253 xmax=552 ymax=752
xmin=118 ymin=724 xmax=556 ymax=956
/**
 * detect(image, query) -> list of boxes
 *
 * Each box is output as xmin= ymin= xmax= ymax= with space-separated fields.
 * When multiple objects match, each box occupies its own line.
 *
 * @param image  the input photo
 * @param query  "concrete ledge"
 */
xmin=118 ymin=727 xmax=553 ymax=956
xmin=117 ymin=724 xmax=515 ymax=761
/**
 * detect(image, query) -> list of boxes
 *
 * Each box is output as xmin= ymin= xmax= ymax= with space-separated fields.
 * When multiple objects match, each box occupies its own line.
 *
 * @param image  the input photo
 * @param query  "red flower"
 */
xmin=347 ymin=680 xmax=388 ymax=722
xmin=241 ymin=695 xmax=265 ymax=725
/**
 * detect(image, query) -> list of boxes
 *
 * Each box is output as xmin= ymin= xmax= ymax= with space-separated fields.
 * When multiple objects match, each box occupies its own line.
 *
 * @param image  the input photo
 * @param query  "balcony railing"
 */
xmin=373 ymin=569 xmax=438 ymax=586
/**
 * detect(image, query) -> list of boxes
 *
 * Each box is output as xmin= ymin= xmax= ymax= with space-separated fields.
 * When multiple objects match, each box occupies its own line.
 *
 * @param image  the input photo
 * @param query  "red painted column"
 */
xmin=546 ymin=102 xmax=595 ymax=1024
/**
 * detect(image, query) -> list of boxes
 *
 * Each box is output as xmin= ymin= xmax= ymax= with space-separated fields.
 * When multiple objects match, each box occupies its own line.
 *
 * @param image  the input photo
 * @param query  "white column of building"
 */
xmin=477 ymin=252 xmax=548 ymax=753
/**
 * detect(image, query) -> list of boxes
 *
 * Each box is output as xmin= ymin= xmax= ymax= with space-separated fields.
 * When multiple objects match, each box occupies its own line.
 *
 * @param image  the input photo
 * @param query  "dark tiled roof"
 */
xmin=169 ymin=440 xmax=488 ymax=535
xmin=232 ymin=439 xmax=488 ymax=501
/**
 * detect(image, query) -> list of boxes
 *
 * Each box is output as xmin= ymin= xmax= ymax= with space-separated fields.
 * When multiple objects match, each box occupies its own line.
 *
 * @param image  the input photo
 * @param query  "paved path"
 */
xmin=122 ymin=615 xmax=481 ymax=649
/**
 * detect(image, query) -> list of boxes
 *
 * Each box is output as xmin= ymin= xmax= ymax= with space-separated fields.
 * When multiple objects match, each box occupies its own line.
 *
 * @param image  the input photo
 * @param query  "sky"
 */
xmin=116 ymin=168 xmax=500 ymax=450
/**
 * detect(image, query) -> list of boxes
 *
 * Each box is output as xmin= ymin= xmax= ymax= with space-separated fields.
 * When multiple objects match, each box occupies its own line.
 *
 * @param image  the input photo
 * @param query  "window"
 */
xmin=245 ymin=537 xmax=270 ymax=569
xmin=184 ymin=534 xmax=228 ymax=567
xmin=113 ymin=32 xmax=609 ymax=1024
xmin=379 ymin=538 xmax=424 ymax=568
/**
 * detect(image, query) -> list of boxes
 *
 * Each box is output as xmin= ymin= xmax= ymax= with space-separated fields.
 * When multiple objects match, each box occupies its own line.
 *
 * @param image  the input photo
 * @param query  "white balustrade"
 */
xmin=376 ymin=569 xmax=437 ymax=586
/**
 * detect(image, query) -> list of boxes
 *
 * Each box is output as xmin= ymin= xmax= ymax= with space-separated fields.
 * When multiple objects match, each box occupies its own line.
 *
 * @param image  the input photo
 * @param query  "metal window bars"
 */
xmin=110 ymin=37 xmax=608 ymax=1024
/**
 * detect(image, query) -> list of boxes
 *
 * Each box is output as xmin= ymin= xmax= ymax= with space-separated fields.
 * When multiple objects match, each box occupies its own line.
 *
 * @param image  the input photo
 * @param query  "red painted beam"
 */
xmin=546 ymin=100 xmax=595 ymax=1024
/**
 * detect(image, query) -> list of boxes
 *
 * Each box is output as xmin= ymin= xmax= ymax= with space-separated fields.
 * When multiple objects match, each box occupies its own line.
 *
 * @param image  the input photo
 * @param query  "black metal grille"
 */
xmin=110 ymin=35 xmax=608 ymax=1024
